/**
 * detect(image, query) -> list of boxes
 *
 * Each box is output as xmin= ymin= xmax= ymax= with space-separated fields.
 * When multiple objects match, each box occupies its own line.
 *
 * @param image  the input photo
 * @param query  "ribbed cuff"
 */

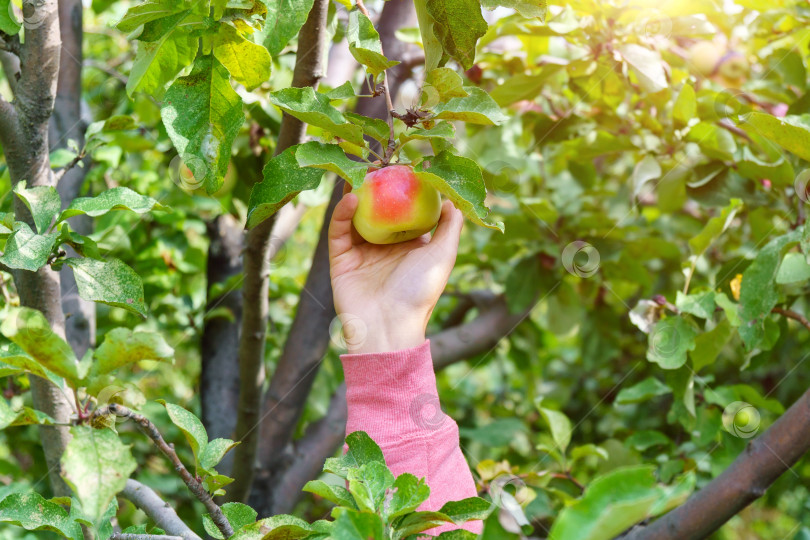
xmin=341 ymin=340 xmax=450 ymax=442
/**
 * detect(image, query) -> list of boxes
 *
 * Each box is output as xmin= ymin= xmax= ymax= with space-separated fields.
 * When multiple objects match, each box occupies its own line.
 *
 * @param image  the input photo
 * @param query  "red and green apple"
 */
xmin=352 ymin=164 xmax=442 ymax=244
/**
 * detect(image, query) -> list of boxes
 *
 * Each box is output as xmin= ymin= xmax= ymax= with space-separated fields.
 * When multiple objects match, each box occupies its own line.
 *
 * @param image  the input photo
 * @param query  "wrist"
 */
xmin=342 ymin=311 xmax=426 ymax=355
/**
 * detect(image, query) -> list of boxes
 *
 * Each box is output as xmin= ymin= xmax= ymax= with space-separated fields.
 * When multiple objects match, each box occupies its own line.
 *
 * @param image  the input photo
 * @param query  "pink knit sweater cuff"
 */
xmin=341 ymin=340 xmax=445 ymax=442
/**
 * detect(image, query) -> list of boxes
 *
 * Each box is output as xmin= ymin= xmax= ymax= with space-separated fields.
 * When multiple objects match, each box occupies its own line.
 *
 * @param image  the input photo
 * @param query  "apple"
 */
xmin=352 ymin=164 xmax=442 ymax=244
xmin=688 ymin=41 xmax=723 ymax=76
xmin=718 ymin=51 xmax=749 ymax=82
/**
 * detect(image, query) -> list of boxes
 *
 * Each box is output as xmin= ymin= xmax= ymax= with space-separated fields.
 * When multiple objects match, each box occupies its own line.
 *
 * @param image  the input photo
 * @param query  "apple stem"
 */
xmin=356 ymin=0 xmax=397 ymax=166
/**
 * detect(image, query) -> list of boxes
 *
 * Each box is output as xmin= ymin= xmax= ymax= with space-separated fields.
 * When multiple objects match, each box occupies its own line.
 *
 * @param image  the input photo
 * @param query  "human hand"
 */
xmin=328 ymin=186 xmax=464 ymax=354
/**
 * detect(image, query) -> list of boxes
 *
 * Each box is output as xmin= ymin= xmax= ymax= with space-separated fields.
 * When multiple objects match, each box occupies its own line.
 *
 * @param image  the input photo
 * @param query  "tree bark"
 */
xmin=0 ymin=0 xmax=74 ymax=498
xmin=227 ymin=0 xmax=331 ymax=504
xmin=120 ymin=480 xmax=202 ymax=540
xmin=200 ymin=214 xmax=244 ymax=476
xmin=245 ymin=0 xmax=420 ymax=516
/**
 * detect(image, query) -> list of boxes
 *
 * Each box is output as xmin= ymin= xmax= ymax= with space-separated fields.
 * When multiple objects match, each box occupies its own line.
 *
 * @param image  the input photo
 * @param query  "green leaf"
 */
xmin=61 ymin=426 xmax=136 ymax=527
xmin=715 ymin=292 xmax=741 ymax=327
xmin=203 ymin=474 xmax=234 ymax=495
xmin=200 ymin=438 xmax=239 ymax=473
xmin=66 ymin=258 xmax=147 ymax=317
xmin=435 ymin=531 xmax=480 ymax=539
xmin=414 ymin=151 xmax=503 ymax=231
xmin=537 ymin=404 xmax=572 ymax=453
xmin=161 ymin=55 xmax=245 ymax=194
xmin=0 ymin=492 xmax=81 ymax=538
xmin=203 ymin=502 xmax=257 ymax=540
xmin=481 ymin=0 xmax=546 ymax=18
xmin=213 ymin=24 xmax=272 ymax=91
xmin=231 ymin=514 xmax=312 ymax=539
xmin=686 ymin=122 xmax=736 ymax=161
xmin=414 ymin=0 xmax=443 ymax=72
xmin=344 ymin=112 xmax=390 ymax=144
xmin=393 ymin=510 xmax=453 ymax=536
xmin=432 ymin=87 xmax=507 ymax=125
xmin=57 ymin=187 xmax=164 ymax=224
xmin=303 ymin=480 xmax=357 ymax=508
xmin=673 ymin=84 xmax=696 ymax=127
xmin=158 ymin=401 xmax=208 ymax=463
xmin=0 ymin=0 xmax=21 ymax=35
xmin=247 ymin=145 xmax=325 ymax=228
xmin=347 ymin=11 xmax=400 ymax=79
xmin=647 ymin=316 xmax=697 ymax=370
xmin=675 ymin=290 xmax=715 ymax=319
xmin=294 ymin=141 xmax=368 ymax=187
xmin=776 ymin=252 xmax=810 ymax=284
xmin=426 ymin=0 xmax=488 ymax=70
xmin=615 ymin=377 xmax=671 ymax=405
xmin=0 ymin=399 xmax=56 ymax=430
xmin=618 ymin=44 xmax=667 ymax=93
xmin=488 ymin=66 xmax=564 ymax=107
xmin=688 ymin=199 xmax=743 ymax=256
xmin=257 ymin=0 xmax=315 ymax=56
xmin=14 ymin=181 xmax=61 ymax=234
xmin=268 ymin=87 xmax=365 ymax=145
xmin=387 ymin=473 xmax=430 ymax=519
xmin=323 ymin=431 xmax=386 ymax=479
xmin=424 ymin=68 xmax=469 ymax=104
xmin=332 ymin=509 xmax=386 ymax=540
xmin=126 ymin=12 xmax=199 ymax=97
xmin=0 ymin=223 xmax=58 ymax=272
xmin=438 ymin=497 xmax=492 ymax=523
xmin=548 ymin=466 xmax=694 ymax=540
xmin=631 ymin=155 xmax=662 ymax=198
xmin=691 ymin=318 xmax=733 ymax=372
xmin=0 ymin=307 xmax=79 ymax=386
xmin=400 ymin=122 xmax=456 ymax=144
xmin=92 ymin=328 xmax=174 ymax=376
xmin=739 ymin=229 xmax=801 ymax=350
xmin=0 ymin=342 xmax=64 ymax=389
xmin=325 ymin=82 xmax=355 ymax=100
xmin=739 ymin=113 xmax=810 ymax=161
xmin=626 ymin=431 xmax=671 ymax=452
xmin=117 ymin=0 xmax=186 ymax=32
xmin=347 ymin=461 xmax=394 ymax=512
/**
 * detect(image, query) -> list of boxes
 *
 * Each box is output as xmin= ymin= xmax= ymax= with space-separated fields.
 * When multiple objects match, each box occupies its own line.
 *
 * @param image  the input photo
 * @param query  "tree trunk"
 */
xmin=0 ymin=0 xmax=73 ymax=497
xmin=200 ymin=214 xmax=244 ymax=475
xmin=226 ymin=0 xmax=331 ymax=504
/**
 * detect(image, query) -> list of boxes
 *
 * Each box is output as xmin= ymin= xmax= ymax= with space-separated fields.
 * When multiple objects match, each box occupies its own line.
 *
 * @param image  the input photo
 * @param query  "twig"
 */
xmin=355 ymin=0 xmax=397 ymax=164
xmin=54 ymin=152 xmax=86 ymax=184
xmin=83 ymin=59 xmax=128 ymax=85
xmin=716 ymin=120 xmax=752 ymax=142
xmin=110 ymin=535 xmax=183 ymax=540
xmin=772 ymin=306 xmax=810 ymax=333
xmin=120 ymin=480 xmax=201 ymax=540
xmin=95 ymin=405 xmax=233 ymax=538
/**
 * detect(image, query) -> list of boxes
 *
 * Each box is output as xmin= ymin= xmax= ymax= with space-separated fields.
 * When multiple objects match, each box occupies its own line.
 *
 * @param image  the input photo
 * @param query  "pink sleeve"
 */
xmin=340 ymin=340 xmax=483 ymax=536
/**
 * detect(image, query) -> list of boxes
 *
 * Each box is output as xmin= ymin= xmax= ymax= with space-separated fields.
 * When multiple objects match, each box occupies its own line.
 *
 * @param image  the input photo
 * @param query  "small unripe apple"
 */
xmin=718 ymin=52 xmax=749 ymax=81
xmin=352 ymin=165 xmax=442 ymax=244
xmin=688 ymin=41 xmax=723 ymax=76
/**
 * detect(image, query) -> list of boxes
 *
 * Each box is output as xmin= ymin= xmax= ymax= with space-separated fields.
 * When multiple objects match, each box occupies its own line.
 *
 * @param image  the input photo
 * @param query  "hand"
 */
xmin=328 ymin=186 xmax=464 ymax=354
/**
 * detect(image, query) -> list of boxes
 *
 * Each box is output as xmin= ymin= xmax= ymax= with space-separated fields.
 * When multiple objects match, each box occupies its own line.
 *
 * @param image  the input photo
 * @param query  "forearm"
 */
xmin=340 ymin=340 xmax=482 ymax=535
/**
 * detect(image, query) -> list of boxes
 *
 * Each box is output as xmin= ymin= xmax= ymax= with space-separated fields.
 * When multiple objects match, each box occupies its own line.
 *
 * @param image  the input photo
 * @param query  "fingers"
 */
xmin=429 ymin=200 xmax=464 ymax=252
xmin=328 ymin=192 xmax=359 ymax=260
